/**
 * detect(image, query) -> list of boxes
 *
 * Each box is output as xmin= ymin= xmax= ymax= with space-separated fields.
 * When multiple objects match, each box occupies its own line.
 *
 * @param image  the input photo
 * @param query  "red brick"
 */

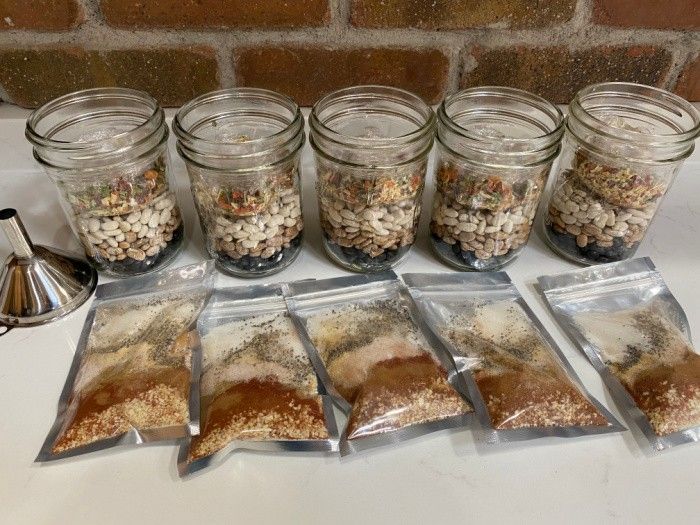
xmin=100 ymin=0 xmax=330 ymax=29
xmin=462 ymin=46 xmax=673 ymax=103
xmin=0 ymin=0 xmax=83 ymax=30
xmin=351 ymin=0 xmax=575 ymax=29
xmin=0 ymin=47 xmax=220 ymax=107
xmin=675 ymin=56 xmax=700 ymax=101
xmin=594 ymin=0 xmax=700 ymax=29
xmin=234 ymin=46 xmax=449 ymax=105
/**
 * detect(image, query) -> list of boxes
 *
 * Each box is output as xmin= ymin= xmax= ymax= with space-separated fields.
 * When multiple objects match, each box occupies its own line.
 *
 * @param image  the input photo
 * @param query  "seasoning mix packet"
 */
xmin=284 ymin=272 xmax=474 ymax=455
xmin=37 ymin=261 xmax=215 ymax=461
xmin=180 ymin=284 xmax=339 ymax=476
xmin=539 ymin=258 xmax=700 ymax=450
xmin=403 ymin=272 xmax=622 ymax=443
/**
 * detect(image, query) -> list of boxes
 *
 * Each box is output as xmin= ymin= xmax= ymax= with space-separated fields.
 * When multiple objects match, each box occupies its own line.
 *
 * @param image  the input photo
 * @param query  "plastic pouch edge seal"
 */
xmin=179 ymin=282 xmax=340 ymax=477
xmin=402 ymin=271 xmax=625 ymax=444
xmin=537 ymin=257 xmax=699 ymax=451
xmin=35 ymin=260 xmax=216 ymax=462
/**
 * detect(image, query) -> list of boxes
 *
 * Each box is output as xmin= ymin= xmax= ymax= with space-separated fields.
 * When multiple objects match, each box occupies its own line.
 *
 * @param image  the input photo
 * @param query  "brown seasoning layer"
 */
xmin=444 ymin=309 xmax=610 ymax=431
xmin=476 ymin=370 xmax=609 ymax=429
xmin=345 ymin=354 xmax=471 ymax=439
xmin=627 ymin=355 xmax=700 ymax=436
xmin=189 ymin=378 xmax=329 ymax=460
xmin=52 ymin=330 xmax=196 ymax=454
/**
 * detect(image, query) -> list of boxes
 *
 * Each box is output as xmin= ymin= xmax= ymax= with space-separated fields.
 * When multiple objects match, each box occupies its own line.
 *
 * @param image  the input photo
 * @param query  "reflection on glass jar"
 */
xmin=26 ymin=88 xmax=184 ymax=277
xmin=310 ymin=85 xmax=435 ymax=272
xmin=430 ymin=87 xmax=564 ymax=271
xmin=174 ymin=88 xmax=304 ymax=277
xmin=543 ymin=83 xmax=700 ymax=265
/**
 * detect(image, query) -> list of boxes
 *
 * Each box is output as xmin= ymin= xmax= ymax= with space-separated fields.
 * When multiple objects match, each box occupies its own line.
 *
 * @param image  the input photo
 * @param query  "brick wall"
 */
xmin=0 ymin=0 xmax=697 ymax=108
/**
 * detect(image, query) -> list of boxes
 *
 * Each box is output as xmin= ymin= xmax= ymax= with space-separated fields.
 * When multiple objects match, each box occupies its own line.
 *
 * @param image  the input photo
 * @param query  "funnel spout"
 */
xmin=0 ymin=208 xmax=34 ymax=259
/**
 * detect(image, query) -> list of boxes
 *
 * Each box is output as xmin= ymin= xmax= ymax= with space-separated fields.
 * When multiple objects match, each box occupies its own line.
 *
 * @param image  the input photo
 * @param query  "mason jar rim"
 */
xmin=438 ymin=86 xmax=565 ymax=148
xmin=435 ymin=137 xmax=562 ymax=170
xmin=309 ymin=85 xmax=436 ymax=150
xmin=569 ymin=82 xmax=700 ymax=146
xmin=26 ymin=87 xmax=163 ymax=154
xmin=32 ymin=125 xmax=170 ymax=175
xmin=175 ymin=133 xmax=305 ymax=175
xmin=308 ymin=132 xmax=434 ymax=170
xmin=172 ymin=87 xmax=303 ymax=151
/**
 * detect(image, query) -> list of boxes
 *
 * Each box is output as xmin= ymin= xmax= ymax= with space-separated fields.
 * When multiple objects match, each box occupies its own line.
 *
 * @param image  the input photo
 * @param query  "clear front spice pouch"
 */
xmin=36 ymin=262 xmax=215 ymax=461
xmin=284 ymin=272 xmax=474 ymax=455
xmin=539 ymin=258 xmax=700 ymax=450
xmin=402 ymin=272 xmax=622 ymax=443
xmin=180 ymin=284 xmax=339 ymax=476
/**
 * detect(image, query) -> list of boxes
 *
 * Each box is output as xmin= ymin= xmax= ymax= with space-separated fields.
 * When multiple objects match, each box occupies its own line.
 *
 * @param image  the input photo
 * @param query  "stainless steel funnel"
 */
xmin=0 ymin=208 xmax=97 ymax=335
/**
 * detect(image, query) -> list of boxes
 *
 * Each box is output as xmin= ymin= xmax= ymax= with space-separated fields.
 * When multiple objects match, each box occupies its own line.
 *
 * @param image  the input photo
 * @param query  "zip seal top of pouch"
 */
xmin=284 ymin=271 xmax=474 ymax=455
xmin=36 ymin=261 xmax=215 ymax=462
xmin=179 ymin=282 xmax=339 ymax=477
xmin=539 ymin=257 xmax=700 ymax=451
xmin=402 ymin=271 xmax=623 ymax=444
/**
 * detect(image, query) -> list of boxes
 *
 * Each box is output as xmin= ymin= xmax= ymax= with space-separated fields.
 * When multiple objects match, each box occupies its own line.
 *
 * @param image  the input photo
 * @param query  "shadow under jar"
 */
xmin=543 ymin=82 xmax=700 ymax=265
xmin=430 ymin=87 xmax=564 ymax=271
xmin=26 ymin=88 xmax=184 ymax=277
xmin=309 ymin=85 xmax=436 ymax=272
xmin=174 ymin=88 xmax=304 ymax=277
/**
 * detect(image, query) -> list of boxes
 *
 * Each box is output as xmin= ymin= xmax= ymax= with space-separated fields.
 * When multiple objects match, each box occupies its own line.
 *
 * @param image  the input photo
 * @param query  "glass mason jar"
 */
xmin=26 ymin=88 xmax=184 ymax=277
xmin=430 ymin=87 xmax=564 ymax=271
xmin=543 ymin=82 xmax=700 ymax=264
xmin=309 ymin=85 xmax=436 ymax=272
xmin=174 ymin=88 xmax=304 ymax=277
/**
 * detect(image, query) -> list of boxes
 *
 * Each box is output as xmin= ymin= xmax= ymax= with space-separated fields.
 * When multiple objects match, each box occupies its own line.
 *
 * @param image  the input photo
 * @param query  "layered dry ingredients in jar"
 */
xmin=543 ymin=83 xmax=700 ymax=264
xmin=191 ymin=168 xmax=303 ymax=274
xmin=316 ymin=163 xmax=423 ymax=268
xmin=301 ymin=298 xmax=472 ymax=441
xmin=576 ymin=304 xmax=700 ymax=436
xmin=430 ymin=87 xmax=563 ymax=271
xmin=431 ymin=162 xmax=547 ymax=269
xmin=442 ymin=300 xmax=610 ymax=430
xmin=310 ymin=86 xmax=435 ymax=272
xmin=175 ymin=88 xmax=304 ymax=277
xmin=26 ymin=88 xmax=184 ymax=276
xmin=72 ymin=157 xmax=183 ymax=273
xmin=49 ymin=290 xmax=208 ymax=455
xmin=189 ymin=310 xmax=330 ymax=461
xmin=546 ymin=149 xmax=665 ymax=262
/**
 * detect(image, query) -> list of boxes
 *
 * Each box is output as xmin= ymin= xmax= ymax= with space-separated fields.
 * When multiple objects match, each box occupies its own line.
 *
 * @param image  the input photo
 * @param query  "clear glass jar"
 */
xmin=309 ymin=85 xmax=435 ymax=272
xmin=543 ymin=82 xmax=700 ymax=264
xmin=26 ymin=88 xmax=184 ymax=277
xmin=430 ymin=87 xmax=564 ymax=270
xmin=174 ymin=88 xmax=304 ymax=277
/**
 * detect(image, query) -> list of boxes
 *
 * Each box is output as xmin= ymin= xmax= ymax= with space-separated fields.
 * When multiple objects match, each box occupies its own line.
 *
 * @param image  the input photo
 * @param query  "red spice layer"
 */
xmin=475 ymin=369 xmax=610 ymax=430
xmin=53 ymin=367 xmax=190 ymax=454
xmin=345 ymin=353 xmax=472 ymax=440
xmin=623 ymin=353 xmax=700 ymax=436
xmin=189 ymin=377 xmax=329 ymax=461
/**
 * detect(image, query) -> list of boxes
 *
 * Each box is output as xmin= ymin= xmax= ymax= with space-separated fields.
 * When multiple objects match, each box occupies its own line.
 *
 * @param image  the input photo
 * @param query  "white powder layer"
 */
xmin=306 ymin=304 xmax=427 ymax=355
xmin=447 ymin=300 xmax=562 ymax=373
xmin=305 ymin=303 xmax=433 ymax=392
xmin=75 ymin=295 xmax=202 ymax=391
xmin=89 ymin=297 xmax=194 ymax=352
xmin=575 ymin=307 xmax=691 ymax=366
xmin=468 ymin=301 xmax=534 ymax=343
xmin=200 ymin=312 xmax=317 ymax=397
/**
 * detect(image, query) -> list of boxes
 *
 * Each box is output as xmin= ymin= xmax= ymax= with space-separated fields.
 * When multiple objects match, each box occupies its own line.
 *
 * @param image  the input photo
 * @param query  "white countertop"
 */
xmin=1 ymin=106 xmax=699 ymax=525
